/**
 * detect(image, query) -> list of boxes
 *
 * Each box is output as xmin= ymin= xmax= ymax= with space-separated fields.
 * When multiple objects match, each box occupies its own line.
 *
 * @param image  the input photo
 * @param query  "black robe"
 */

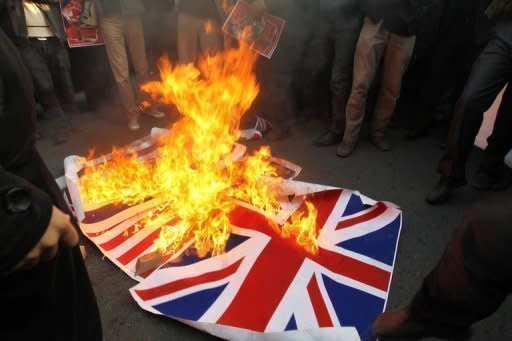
xmin=0 ymin=28 xmax=102 ymax=340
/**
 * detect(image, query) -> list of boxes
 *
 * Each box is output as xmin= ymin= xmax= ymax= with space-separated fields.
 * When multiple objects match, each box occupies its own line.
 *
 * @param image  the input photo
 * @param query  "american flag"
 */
xmin=130 ymin=189 xmax=402 ymax=340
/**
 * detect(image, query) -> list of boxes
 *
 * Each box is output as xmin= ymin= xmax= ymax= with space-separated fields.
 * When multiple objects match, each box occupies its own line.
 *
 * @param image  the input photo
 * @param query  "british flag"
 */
xmin=130 ymin=189 xmax=402 ymax=340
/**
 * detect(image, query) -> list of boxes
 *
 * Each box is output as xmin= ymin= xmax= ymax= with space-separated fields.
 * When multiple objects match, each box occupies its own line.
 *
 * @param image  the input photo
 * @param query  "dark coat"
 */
xmin=0 ymin=28 xmax=102 ymax=341
xmin=0 ymin=0 xmax=67 ymax=42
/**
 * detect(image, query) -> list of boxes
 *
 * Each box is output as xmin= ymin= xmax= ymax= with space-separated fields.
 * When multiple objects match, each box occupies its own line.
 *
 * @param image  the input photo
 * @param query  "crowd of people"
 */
xmin=1 ymin=0 xmax=512 ymax=340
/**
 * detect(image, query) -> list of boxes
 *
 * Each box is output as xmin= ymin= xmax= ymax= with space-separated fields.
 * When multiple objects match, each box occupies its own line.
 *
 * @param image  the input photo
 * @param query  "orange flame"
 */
xmin=80 ymin=42 xmax=318 ymax=257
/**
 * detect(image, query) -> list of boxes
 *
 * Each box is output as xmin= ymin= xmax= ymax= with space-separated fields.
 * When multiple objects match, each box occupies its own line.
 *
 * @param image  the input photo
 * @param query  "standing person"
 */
xmin=406 ymin=0 xmax=492 ymax=140
xmin=0 ymin=0 xmax=77 ymax=144
xmin=309 ymin=0 xmax=363 ymax=147
xmin=95 ymin=0 xmax=164 ymax=131
xmin=373 ymin=195 xmax=512 ymax=339
xmin=337 ymin=0 xmax=420 ymax=157
xmin=143 ymin=0 xmax=176 ymax=67
xmin=0 ymin=26 xmax=101 ymax=340
xmin=426 ymin=3 xmax=512 ymax=205
xmin=253 ymin=0 xmax=315 ymax=141
xmin=175 ymin=0 xmax=223 ymax=64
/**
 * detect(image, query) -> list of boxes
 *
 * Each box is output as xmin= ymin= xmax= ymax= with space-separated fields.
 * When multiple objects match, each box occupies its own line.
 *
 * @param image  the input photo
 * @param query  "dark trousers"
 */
xmin=17 ymin=38 xmax=74 ymax=126
xmin=303 ymin=15 xmax=362 ymax=134
xmin=412 ymin=34 xmax=477 ymax=133
xmin=438 ymin=36 xmax=512 ymax=180
xmin=411 ymin=196 xmax=512 ymax=328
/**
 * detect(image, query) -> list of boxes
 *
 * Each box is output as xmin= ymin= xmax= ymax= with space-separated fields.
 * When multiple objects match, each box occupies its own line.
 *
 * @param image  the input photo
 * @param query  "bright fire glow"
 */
xmin=80 ymin=42 xmax=318 ymax=257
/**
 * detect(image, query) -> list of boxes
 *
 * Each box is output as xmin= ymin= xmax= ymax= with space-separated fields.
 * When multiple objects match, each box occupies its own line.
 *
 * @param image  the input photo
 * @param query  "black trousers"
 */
xmin=438 ymin=36 xmax=512 ymax=180
xmin=411 ymin=196 xmax=512 ymax=328
xmin=412 ymin=35 xmax=477 ymax=133
xmin=303 ymin=15 xmax=362 ymax=134
xmin=17 ymin=38 xmax=75 ymax=125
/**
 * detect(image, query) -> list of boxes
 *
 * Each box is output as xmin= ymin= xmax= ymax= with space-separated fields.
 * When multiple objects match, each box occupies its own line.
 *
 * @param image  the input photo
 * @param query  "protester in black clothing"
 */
xmin=406 ymin=0 xmax=493 ymax=140
xmin=427 ymin=3 xmax=512 ymax=205
xmin=307 ymin=0 xmax=363 ymax=147
xmin=0 ymin=0 xmax=76 ymax=144
xmin=373 ymin=195 xmax=512 ymax=339
xmin=0 ymin=27 xmax=101 ymax=340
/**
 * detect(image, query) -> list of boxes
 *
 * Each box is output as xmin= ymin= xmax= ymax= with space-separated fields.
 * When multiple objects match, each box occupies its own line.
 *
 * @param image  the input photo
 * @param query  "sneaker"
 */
xmin=336 ymin=138 xmax=357 ymax=158
xmin=240 ymin=128 xmax=263 ymax=141
xmin=371 ymin=135 xmax=392 ymax=151
xmin=255 ymin=116 xmax=272 ymax=134
xmin=128 ymin=119 xmax=140 ymax=131
xmin=426 ymin=176 xmax=467 ymax=205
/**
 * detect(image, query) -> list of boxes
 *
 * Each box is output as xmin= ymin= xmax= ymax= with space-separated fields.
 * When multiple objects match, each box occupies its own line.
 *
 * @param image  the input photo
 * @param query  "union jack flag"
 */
xmin=130 ymin=189 xmax=402 ymax=340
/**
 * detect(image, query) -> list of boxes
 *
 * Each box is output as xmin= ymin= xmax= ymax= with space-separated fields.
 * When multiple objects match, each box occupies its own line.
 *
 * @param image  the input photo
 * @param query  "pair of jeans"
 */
xmin=411 ymin=196 xmax=512 ymax=328
xmin=438 ymin=36 xmax=512 ymax=180
xmin=344 ymin=16 xmax=416 ymax=142
xmin=17 ymin=37 xmax=74 ymax=131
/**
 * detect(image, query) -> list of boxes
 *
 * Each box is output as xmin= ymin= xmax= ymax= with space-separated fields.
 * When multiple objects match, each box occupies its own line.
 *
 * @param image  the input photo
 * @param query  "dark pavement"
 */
xmin=36 ymin=105 xmax=512 ymax=340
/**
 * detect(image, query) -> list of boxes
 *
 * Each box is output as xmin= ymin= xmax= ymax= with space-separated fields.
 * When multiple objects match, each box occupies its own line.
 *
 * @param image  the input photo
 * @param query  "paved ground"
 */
xmin=37 ymin=104 xmax=512 ymax=341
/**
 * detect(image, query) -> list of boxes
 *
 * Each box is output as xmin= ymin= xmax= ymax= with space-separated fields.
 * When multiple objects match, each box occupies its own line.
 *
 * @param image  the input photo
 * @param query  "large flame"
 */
xmin=80 ymin=42 xmax=318 ymax=257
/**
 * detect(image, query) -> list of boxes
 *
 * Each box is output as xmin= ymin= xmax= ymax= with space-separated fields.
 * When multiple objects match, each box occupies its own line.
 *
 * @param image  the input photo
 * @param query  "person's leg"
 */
xmin=123 ymin=15 xmax=149 ymax=80
xmin=101 ymin=15 xmax=138 ymax=127
xmin=46 ymin=39 xmax=77 ymax=115
xmin=427 ymin=38 xmax=512 ymax=204
xmin=371 ymin=32 xmax=416 ymax=147
xmin=329 ymin=17 xmax=363 ymax=136
xmin=177 ymin=12 xmax=200 ymax=64
xmin=122 ymin=14 xmax=166 ymax=119
xmin=408 ymin=38 xmax=458 ymax=139
xmin=338 ymin=16 xmax=386 ymax=157
xmin=18 ymin=41 xmax=69 ymax=143
xmin=374 ymin=197 xmax=512 ymax=339
xmin=198 ymin=19 xmax=223 ymax=57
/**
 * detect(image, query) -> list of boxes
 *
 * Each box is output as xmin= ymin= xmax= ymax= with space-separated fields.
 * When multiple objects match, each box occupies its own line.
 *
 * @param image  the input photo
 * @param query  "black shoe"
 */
xmin=426 ymin=176 xmax=467 ymax=205
xmin=313 ymin=131 xmax=343 ymax=147
xmin=373 ymin=305 xmax=471 ymax=340
xmin=472 ymin=167 xmax=512 ymax=191
xmin=371 ymin=135 xmax=392 ymax=151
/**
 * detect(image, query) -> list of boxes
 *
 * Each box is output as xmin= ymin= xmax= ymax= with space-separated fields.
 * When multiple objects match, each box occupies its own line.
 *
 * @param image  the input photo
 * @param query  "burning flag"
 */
xmin=63 ymin=42 xmax=403 ymax=340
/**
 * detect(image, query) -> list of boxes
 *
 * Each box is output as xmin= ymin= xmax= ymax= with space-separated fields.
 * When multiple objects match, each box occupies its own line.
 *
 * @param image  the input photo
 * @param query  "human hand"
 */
xmin=11 ymin=206 xmax=79 ymax=272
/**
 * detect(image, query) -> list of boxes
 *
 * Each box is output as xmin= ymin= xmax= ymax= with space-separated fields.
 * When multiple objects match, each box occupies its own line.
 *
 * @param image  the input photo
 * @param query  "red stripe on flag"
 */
xmin=134 ymin=258 xmax=243 ymax=301
xmin=117 ymin=227 xmax=162 ymax=265
xmin=218 ymin=235 xmax=305 ymax=332
xmin=312 ymin=190 xmax=344 ymax=233
xmin=313 ymin=248 xmax=390 ymax=292
xmin=335 ymin=202 xmax=387 ymax=230
xmin=307 ymin=275 xmax=333 ymax=327
xmin=99 ymin=225 xmax=140 ymax=251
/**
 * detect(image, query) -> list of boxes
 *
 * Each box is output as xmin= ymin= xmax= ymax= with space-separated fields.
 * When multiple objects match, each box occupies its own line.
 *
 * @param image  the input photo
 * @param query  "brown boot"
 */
xmin=336 ymin=137 xmax=357 ymax=158
xmin=373 ymin=305 xmax=470 ymax=340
